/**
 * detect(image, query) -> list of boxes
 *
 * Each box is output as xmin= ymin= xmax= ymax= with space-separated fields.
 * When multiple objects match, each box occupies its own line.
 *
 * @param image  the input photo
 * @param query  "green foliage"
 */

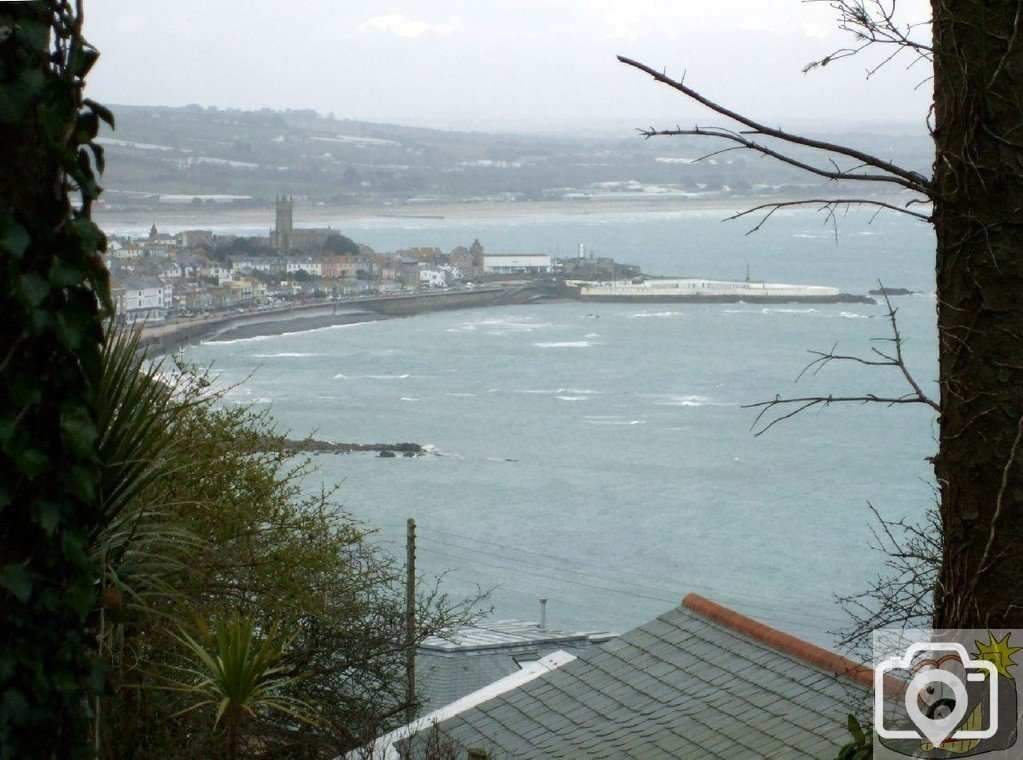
xmin=0 ymin=3 xmax=112 ymax=756
xmin=95 ymin=361 xmax=487 ymax=757
xmin=837 ymin=714 xmax=873 ymax=760
xmin=166 ymin=615 xmax=316 ymax=758
xmin=93 ymin=325 xmax=194 ymax=616
xmin=324 ymin=233 xmax=360 ymax=255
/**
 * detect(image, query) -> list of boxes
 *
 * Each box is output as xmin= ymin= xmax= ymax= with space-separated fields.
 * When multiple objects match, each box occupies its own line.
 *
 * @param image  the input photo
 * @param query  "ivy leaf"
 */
xmin=61 ymin=405 xmax=98 ymax=459
xmin=87 ymin=142 xmax=105 ymax=174
xmin=40 ymin=81 xmax=75 ymax=141
xmin=19 ymin=272 xmax=50 ymax=306
xmin=73 ymin=111 xmax=99 ymax=145
xmin=0 ymin=218 xmax=30 ymax=258
xmin=83 ymin=99 xmax=115 ymax=129
xmin=62 ymin=463 xmax=97 ymax=503
xmin=70 ymin=217 xmax=103 ymax=253
xmin=14 ymin=16 xmax=48 ymax=53
xmin=0 ymin=69 xmax=45 ymax=124
xmin=11 ymin=447 xmax=49 ymax=479
xmin=36 ymin=501 xmax=62 ymax=536
xmin=0 ymin=564 xmax=34 ymax=602
xmin=74 ymin=47 xmax=100 ymax=78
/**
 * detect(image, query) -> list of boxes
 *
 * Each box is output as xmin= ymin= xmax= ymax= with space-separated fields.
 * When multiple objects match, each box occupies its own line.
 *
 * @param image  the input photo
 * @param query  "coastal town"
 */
xmin=108 ymin=195 xmax=642 ymax=324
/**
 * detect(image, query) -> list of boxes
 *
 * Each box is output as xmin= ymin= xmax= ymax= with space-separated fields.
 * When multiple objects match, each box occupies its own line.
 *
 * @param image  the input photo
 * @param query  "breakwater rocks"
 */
xmin=281 ymin=438 xmax=427 ymax=458
xmin=868 ymin=287 xmax=920 ymax=297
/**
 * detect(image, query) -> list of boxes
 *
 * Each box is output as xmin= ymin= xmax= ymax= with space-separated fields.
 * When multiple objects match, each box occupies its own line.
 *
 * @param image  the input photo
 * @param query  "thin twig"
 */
xmin=617 ymin=55 xmax=934 ymax=196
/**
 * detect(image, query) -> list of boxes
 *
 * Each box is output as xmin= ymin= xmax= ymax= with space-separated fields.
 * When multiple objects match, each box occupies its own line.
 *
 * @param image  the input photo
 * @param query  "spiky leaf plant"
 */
xmin=167 ymin=615 xmax=317 ymax=758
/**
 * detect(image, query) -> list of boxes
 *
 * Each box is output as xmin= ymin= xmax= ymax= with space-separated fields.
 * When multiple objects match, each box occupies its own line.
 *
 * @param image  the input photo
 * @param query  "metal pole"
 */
xmin=405 ymin=517 xmax=417 ymax=724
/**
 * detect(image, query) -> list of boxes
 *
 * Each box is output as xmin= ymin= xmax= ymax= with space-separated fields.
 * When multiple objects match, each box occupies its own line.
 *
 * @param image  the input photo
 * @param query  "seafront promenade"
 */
xmin=140 ymin=283 xmax=553 ymax=351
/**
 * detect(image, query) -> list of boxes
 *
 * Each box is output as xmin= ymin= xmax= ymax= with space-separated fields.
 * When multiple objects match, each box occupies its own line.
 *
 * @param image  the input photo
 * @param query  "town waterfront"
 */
xmin=173 ymin=205 xmax=937 ymax=647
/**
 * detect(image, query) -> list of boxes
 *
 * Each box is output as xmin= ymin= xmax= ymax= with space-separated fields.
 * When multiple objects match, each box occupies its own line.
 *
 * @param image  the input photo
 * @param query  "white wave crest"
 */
xmin=334 ymin=373 xmax=411 ymax=380
xmin=252 ymin=352 xmax=320 ymax=358
xmin=202 ymin=334 xmax=273 ymax=346
xmin=628 ymin=311 xmax=683 ymax=319
xmin=533 ymin=341 xmax=595 ymax=348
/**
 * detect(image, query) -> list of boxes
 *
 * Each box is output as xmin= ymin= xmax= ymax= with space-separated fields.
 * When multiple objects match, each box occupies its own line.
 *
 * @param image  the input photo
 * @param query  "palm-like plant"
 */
xmin=89 ymin=322 xmax=201 ymax=754
xmin=168 ymin=615 xmax=317 ymax=758
xmin=93 ymin=322 xmax=188 ymax=610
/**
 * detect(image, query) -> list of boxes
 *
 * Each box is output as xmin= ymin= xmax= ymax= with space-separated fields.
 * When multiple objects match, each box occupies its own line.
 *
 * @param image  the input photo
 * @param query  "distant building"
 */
xmin=272 ymin=195 xmax=294 ymax=253
xmin=285 ymin=257 xmax=322 ymax=276
xmin=177 ymin=229 xmax=214 ymax=248
xmin=112 ymin=276 xmax=173 ymax=322
xmin=321 ymin=254 xmax=372 ymax=279
xmin=449 ymin=238 xmax=485 ymax=280
xmin=271 ymin=194 xmax=343 ymax=254
xmin=483 ymin=253 xmax=552 ymax=275
xmin=226 ymin=277 xmax=267 ymax=304
xmin=415 ymin=616 xmax=613 ymax=714
xmin=200 ymin=262 xmax=232 ymax=283
xmin=419 ymin=267 xmax=448 ymax=288
xmin=109 ymin=243 xmax=145 ymax=260
xmin=232 ymin=256 xmax=284 ymax=275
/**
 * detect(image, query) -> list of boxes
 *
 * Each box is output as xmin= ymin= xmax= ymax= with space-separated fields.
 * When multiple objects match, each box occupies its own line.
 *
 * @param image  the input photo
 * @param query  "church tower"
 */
xmin=273 ymin=194 xmax=293 ymax=253
xmin=469 ymin=238 xmax=484 ymax=278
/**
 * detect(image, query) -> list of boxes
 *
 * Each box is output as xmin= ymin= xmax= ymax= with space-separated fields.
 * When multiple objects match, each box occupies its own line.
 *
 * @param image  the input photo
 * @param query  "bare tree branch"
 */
xmin=742 ymin=284 xmax=938 ymax=435
xmin=834 ymin=497 xmax=940 ymax=660
xmin=804 ymin=0 xmax=934 ymax=78
xmin=617 ymin=55 xmax=934 ymax=196
xmin=640 ymin=124 xmax=930 ymax=194
xmin=745 ymin=393 xmax=930 ymax=436
xmin=726 ymin=199 xmax=930 ymax=236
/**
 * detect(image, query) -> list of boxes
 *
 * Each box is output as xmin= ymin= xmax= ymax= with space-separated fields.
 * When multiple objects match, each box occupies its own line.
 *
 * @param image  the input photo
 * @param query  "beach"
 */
xmin=95 ymin=192 xmax=924 ymax=234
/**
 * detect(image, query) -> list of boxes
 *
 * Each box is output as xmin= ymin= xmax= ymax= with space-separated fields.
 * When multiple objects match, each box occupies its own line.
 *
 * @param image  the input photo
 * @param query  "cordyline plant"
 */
xmin=165 ymin=615 xmax=318 ymax=759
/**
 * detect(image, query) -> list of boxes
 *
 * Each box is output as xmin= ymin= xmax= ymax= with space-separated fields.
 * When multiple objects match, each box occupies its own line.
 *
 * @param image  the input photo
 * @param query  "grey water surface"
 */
xmin=182 ymin=206 xmax=937 ymax=646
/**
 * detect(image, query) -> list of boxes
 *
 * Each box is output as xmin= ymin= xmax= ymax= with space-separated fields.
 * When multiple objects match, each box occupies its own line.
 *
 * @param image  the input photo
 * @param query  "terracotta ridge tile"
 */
xmin=682 ymin=593 xmax=877 ymax=689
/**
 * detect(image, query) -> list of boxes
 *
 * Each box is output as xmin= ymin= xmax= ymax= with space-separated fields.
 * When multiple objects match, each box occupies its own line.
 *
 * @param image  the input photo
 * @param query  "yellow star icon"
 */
xmin=974 ymin=632 xmax=1022 ymax=679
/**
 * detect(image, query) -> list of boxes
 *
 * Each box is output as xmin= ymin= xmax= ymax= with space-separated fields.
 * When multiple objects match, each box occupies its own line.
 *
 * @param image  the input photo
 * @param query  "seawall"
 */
xmin=139 ymin=284 xmax=556 ymax=353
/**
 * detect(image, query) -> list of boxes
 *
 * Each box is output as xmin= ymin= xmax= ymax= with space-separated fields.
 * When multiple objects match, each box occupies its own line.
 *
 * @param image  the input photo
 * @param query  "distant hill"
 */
xmin=96 ymin=104 xmax=933 ymax=210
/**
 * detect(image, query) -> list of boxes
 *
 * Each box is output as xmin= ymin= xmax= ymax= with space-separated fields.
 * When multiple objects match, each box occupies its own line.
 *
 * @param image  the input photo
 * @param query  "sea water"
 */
xmin=176 ymin=206 xmax=937 ymax=647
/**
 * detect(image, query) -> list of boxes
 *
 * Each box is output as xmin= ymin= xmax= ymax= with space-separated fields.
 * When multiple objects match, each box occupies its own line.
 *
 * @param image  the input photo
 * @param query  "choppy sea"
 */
xmin=148 ymin=206 xmax=936 ymax=647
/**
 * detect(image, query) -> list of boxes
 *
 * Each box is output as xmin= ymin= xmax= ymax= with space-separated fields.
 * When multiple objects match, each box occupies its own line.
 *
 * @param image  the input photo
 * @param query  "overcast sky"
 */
xmin=86 ymin=1 xmax=933 ymax=133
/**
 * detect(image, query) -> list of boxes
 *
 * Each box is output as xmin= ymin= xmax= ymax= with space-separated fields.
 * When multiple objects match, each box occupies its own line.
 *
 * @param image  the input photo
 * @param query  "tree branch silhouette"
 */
xmin=743 ymin=287 xmax=937 ymax=436
xmin=617 ymin=55 xmax=934 ymax=197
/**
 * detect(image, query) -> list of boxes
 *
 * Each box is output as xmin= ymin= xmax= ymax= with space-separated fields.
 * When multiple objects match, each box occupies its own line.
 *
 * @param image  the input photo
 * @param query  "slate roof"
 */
xmin=400 ymin=595 xmax=872 ymax=759
xmin=417 ymin=621 xmax=613 ymax=713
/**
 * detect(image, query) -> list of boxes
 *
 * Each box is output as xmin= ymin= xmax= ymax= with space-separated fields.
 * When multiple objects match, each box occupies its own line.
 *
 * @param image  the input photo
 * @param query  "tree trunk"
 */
xmin=0 ymin=4 xmax=106 ymax=756
xmin=932 ymin=1 xmax=1023 ymax=628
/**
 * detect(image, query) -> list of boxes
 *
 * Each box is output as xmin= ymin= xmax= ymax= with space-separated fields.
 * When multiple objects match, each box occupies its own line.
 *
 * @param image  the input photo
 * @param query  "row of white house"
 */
xmin=111 ymin=277 xmax=174 ymax=322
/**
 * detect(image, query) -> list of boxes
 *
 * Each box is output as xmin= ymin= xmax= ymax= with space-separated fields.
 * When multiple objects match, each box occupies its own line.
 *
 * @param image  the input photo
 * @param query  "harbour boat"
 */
xmin=572 ymin=277 xmax=875 ymax=304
